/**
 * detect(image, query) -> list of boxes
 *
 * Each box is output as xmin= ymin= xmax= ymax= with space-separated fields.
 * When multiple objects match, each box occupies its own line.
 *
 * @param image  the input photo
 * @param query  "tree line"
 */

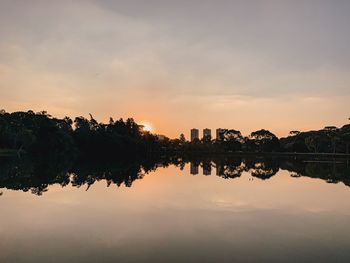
xmin=165 ymin=126 xmax=350 ymax=154
xmin=1 ymin=155 xmax=349 ymax=195
xmin=0 ymin=110 xmax=159 ymax=157
xmin=0 ymin=109 xmax=349 ymax=156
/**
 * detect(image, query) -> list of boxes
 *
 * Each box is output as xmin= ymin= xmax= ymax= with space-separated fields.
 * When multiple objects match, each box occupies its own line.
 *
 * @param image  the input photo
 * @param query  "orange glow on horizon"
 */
xmin=140 ymin=121 xmax=154 ymax=133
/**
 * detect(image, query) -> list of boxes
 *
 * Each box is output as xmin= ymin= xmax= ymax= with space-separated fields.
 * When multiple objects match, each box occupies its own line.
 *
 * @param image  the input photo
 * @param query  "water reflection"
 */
xmin=0 ymin=155 xmax=349 ymax=195
xmin=1 ymin=156 xmax=350 ymax=262
xmin=188 ymin=156 xmax=350 ymax=185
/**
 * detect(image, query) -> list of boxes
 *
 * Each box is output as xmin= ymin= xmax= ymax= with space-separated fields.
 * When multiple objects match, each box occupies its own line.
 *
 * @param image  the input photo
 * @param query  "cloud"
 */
xmin=0 ymin=0 xmax=349 ymax=137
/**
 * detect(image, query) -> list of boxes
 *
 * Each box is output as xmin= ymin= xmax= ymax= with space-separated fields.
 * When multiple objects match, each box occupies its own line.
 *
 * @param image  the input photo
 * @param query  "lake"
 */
xmin=1 ymin=156 xmax=350 ymax=262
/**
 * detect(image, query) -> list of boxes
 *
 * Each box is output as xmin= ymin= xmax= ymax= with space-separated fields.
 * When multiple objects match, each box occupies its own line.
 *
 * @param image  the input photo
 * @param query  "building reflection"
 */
xmin=202 ymin=161 xmax=212 ymax=176
xmin=189 ymin=159 xmax=288 ymax=180
xmin=216 ymin=164 xmax=224 ymax=176
xmin=1 ymin=156 xmax=350 ymax=195
xmin=190 ymin=162 xmax=199 ymax=175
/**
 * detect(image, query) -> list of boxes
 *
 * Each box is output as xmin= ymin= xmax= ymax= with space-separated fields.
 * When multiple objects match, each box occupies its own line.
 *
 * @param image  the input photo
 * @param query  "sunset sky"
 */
xmin=0 ymin=0 xmax=349 ymax=138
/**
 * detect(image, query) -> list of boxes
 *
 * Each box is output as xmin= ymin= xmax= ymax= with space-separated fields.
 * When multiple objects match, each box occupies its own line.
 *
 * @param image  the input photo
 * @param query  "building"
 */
xmin=203 ymin=128 xmax=211 ymax=139
xmin=191 ymin=128 xmax=199 ymax=141
xmin=216 ymin=128 xmax=226 ymax=141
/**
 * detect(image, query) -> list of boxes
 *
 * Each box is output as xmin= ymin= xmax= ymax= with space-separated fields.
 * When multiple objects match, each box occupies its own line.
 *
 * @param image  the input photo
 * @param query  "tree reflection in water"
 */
xmin=0 ymin=155 xmax=349 ymax=195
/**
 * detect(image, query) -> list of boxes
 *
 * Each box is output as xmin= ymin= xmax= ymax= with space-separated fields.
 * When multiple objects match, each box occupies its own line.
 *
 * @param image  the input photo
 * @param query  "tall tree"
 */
xmin=248 ymin=129 xmax=280 ymax=152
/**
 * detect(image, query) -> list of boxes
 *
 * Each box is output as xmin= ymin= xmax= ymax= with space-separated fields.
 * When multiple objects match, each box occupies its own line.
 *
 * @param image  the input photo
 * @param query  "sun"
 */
xmin=140 ymin=122 xmax=153 ymax=133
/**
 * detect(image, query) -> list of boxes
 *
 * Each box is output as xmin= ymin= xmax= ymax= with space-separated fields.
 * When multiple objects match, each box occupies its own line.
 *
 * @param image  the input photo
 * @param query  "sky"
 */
xmin=0 ymin=0 xmax=349 ymax=138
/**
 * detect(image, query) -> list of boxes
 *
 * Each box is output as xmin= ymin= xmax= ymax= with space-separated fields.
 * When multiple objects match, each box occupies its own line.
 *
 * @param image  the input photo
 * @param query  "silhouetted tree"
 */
xmin=220 ymin=129 xmax=243 ymax=151
xmin=179 ymin=133 xmax=186 ymax=143
xmin=324 ymin=126 xmax=339 ymax=153
xmin=247 ymin=129 xmax=280 ymax=152
xmin=1 ymin=109 xmax=350 ymax=156
xmin=202 ymin=134 xmax=212 ymax=143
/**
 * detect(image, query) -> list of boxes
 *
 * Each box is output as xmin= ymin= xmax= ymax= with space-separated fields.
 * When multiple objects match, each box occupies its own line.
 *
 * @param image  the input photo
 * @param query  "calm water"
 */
xmin=1 ymin=156 xmax=350 ymax=262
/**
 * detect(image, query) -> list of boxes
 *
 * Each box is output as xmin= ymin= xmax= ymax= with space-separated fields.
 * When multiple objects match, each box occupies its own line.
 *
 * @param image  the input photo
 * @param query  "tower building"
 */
xmin=191 ymin=128 xmax=199 ymax=141
xmin=203 ymin=128 xmax=211 ymax=139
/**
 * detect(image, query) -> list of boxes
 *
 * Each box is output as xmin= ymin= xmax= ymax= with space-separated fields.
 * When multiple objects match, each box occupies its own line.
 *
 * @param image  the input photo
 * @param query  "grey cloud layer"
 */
xmin=0 ymin=0 xmax=349 ymax=136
